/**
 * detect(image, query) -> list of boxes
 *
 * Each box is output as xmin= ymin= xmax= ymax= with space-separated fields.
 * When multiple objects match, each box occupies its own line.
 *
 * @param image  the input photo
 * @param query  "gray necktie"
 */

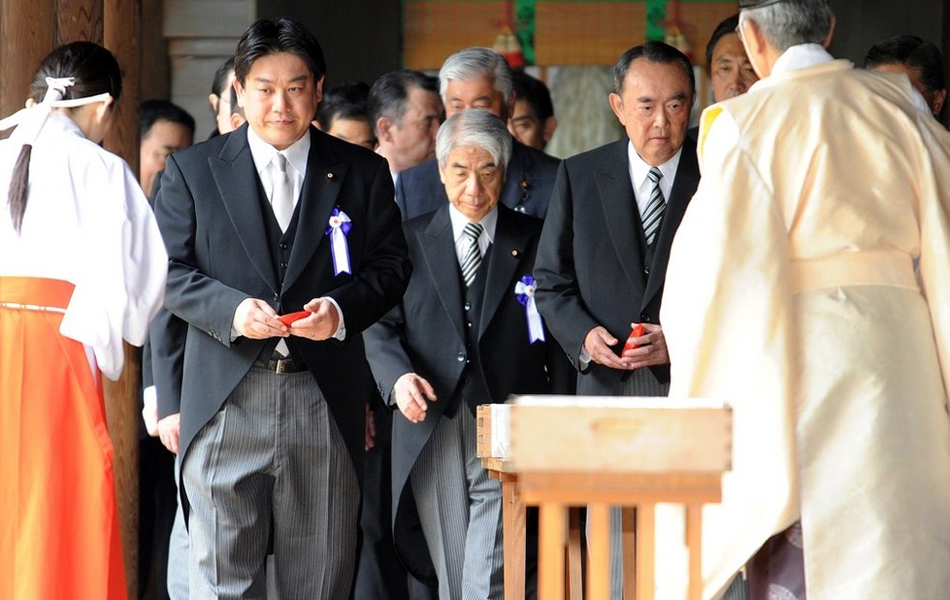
xmin=272 ymin=153 xmax=294 ymax=232
xmin=642 ymin=166 xmax=666 ymax=246
xmin=460 ymin=222 xmax=484 ymax=287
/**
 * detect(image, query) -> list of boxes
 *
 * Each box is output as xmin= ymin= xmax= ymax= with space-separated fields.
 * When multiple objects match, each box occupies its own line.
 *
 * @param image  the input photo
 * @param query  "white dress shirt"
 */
xmin=448 ymin=203 xmax=498 ymax=266
xmin=626 ymin=141 xmax=682 ymax=217
xmin=231 ymin=127 xmax=345 ymax=350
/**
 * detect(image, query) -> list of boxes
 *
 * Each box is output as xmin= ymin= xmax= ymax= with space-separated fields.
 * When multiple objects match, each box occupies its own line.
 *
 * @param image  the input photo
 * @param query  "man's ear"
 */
xmin=822 ymin=14 xmax=836 ymax=48
xmin=933 ymin=89 xmax=947 ymax=117
xmin=233 ymin=78 xmax=246 ymax=108
xmin=542 ymin=116 xmax=558 ymax=144
xmin=315 ymin=76 xmax=325 ymax=104
xmin=608 ymin=92 xmax=626 ymax=125
xmin=230 ymin=113 xmax=246 ymax=131
xmin=208 ymin=93 xmax=220 ymax=112
xmin=376 ymin=116 xmax=393 ymax=143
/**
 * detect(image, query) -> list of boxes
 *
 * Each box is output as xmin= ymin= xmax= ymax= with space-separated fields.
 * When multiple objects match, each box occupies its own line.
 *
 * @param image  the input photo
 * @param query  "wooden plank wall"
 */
xmin=403 ymin=0 xmax=739 ymax=71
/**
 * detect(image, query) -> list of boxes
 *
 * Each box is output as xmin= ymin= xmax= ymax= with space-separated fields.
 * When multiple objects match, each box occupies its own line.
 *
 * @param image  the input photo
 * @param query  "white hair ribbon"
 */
xmin=0 ymin=76 xmax=113 ymax=135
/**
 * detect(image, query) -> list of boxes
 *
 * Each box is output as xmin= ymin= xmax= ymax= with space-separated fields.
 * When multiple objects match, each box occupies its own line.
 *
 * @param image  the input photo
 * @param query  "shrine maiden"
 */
xmin=0 ymin=42 xmax=166 ymax=600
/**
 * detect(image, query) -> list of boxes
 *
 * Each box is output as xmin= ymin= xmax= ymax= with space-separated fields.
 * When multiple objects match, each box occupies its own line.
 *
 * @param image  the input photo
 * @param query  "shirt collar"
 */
xmin=246 ymin=125 xmax=311 ymax=179
xmin=770 ymin=44 xmax=834 ymax=77
xmin=627 ymin=141 xmax=683 ymax=190
xmin=448 ymin=203 xmax=498 ymax=243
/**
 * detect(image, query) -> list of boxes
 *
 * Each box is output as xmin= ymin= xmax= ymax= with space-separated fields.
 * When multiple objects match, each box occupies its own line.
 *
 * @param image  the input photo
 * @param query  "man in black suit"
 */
xmin=153 ymin=18 xmax=410 ymax=598
xmin=395 ymin=47 xmax=559 ymax=220
xmin=534 ymin=41 xmax=701 ymax=598
xmin=365 ymin=109 xmax=572 ymax=599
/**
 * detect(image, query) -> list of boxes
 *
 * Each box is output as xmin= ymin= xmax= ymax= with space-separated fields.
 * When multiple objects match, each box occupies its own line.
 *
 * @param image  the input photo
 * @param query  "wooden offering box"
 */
xmin=477 ymin=396 xmax=732 ymax=600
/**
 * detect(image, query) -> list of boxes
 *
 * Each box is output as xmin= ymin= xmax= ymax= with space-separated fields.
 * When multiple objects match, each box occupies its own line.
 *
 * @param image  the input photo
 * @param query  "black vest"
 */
xmin=257 ymin=183 xmax=306 ymax=364
xmin=445 ymin=243 xmax=494 ymax=418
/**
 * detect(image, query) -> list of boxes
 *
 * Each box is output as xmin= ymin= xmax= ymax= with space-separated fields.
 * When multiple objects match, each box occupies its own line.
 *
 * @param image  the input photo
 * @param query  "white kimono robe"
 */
xmin=659 ymin=46 xmax=950 ymax=599
xmin=0 ymin=111 xmax=166 ymax=380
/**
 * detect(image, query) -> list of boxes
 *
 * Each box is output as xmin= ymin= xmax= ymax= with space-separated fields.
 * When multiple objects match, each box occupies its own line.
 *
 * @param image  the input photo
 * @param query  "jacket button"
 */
xmin=464 ymin=302 xmax=472 ymax=311
xmin=280 ymin=242 xmax=288 ymax=250
xmin=644 ymin=266 xmax=650 ymax=275
xmin=466 ymin=321 xmax=473 ymax=328
xmin=274 ymin=294 xmax=279 ymax=302
xmin=457 ymin=352 xmax=466 ymax=362
xmin=516 ymin=206 xmax=526 ymax=213
xmin=641 ymin=314 xmax=651 ymax=323
xmin=280 ymin=262 xmax=288 ymax=269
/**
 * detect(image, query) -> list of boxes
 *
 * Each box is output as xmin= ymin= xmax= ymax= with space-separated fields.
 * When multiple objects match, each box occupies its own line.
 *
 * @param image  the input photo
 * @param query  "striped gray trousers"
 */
xmin=183 ymin=366 xmax=360 ymax=599
xmin=411 ymin=403 xmax=505 ymax=600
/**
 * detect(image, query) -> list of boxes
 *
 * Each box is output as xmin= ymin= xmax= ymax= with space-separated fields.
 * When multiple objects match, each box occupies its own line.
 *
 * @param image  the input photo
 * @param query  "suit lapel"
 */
xmin=282 ymin=128 xmax=348 ymax=292
xmin=210 ymin=125 xmax=278 ymax=294
xmin=642 ymin=137 xmax=699 ymax=307
xmin=478 ymin=206 xmax=530 ymax=340
xmin=597 ymin=139 xmax=647 ymax=298
xmin=418 ymin=206 xmax=466 ymax=342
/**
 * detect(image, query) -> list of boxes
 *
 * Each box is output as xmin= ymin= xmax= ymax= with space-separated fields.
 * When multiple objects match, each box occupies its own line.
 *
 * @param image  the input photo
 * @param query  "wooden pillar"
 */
xmin=0 ymin=1 xmax=142 ymax=597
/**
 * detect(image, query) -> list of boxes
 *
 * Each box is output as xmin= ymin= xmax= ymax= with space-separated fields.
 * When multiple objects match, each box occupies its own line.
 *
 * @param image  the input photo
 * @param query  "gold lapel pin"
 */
xmin=511 ymin=249 xmax=520 ymax=257
xmin=326 ymin=171 xmax=335 ymax=180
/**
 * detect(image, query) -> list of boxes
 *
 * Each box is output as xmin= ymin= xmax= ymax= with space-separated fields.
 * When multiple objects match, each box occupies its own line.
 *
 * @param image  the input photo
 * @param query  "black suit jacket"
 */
xmin=534 ymin=137 xmax=699 ymax=395
xmin=394 ymin=140 xmax=560 ymax=220
xmin=154 ymin=124 xmax=411 ymax=484
xmin=363 ymin=204 xmax=573 ymax=581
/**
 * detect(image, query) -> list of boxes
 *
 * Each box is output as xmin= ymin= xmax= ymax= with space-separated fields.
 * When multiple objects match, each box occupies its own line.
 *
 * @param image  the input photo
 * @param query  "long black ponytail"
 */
xmin=8 ymin=41 xmax=122 ymax=233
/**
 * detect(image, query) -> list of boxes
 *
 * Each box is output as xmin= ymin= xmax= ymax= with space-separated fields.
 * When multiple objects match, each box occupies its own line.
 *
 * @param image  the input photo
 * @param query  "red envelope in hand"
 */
xmin=622 ymin=324 xmax=645 ymax=354
xmin=277 ymin=311 xmax=311 ymax=326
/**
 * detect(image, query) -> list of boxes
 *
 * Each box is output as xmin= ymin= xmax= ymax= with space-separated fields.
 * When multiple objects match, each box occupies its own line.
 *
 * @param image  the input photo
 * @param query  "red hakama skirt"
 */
xmin=0 ymin=276 xmax=127 ymax=599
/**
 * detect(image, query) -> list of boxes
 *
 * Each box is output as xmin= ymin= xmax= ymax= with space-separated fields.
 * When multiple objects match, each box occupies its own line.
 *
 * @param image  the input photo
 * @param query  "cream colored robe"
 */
xmin=659 ymin=57 xmax=950 ymax=599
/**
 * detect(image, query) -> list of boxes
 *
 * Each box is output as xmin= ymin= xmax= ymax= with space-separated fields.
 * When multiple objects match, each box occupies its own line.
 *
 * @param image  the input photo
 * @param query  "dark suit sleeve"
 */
xmin=534 ymin=161 xmax=600 ymax=371
xmin=393 ymin=169 xmax=409 ymax=220
xmin=363 ymin=301 xmax=415 ymax=409
xmin=325 ymin=159 xmax=411 ymax=336
xmin=148 ymin=306 xmax=187 ymax=418
xmin=154 ymin=154 xmax=249 ymax=347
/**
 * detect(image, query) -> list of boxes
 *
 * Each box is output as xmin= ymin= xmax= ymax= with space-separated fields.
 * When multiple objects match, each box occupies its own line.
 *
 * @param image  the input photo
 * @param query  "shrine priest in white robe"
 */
xmin=658 ymin=0 xmax=950 ymax=599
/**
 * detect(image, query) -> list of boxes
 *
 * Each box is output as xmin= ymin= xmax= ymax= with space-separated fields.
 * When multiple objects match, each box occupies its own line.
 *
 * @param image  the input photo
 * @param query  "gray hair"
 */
xmin=739 ymin=0 xmax=833 ymax=52
xmin=438 ymin=47 xmax=513 ymax=103
xmin=435 ymin=109 xmax=512 ymax=172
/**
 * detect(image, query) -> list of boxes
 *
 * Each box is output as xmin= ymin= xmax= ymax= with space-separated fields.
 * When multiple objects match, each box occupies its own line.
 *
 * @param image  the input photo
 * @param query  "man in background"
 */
xmin=369 ymin=70 xmax=442 ymax=183
xmin=865 ymin=34 xmax=946 ymax=120
xmin=138 ymin=98 xmax=194 ymax=600
xmin=706 ymin=14 xmax=759 ymax=103
xmin=508 ymin=70 xmax=558 ymax=152
xmin=395 ymin=47 xmax=559 ymax=220
xmin=139 ymin=100 xmax=194 ymax=202
xmin=314 ymin=81 xmax=377 ymax=150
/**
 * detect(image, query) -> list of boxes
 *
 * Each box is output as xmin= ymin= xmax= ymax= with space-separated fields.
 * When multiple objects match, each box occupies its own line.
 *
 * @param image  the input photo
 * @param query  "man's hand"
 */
xmin=620 ymin=323 xmax=669 ymax=369
xmin=584 ymin=326 xmax=630 ymax=370
xmin=234 ymin=298 xmax=288 ymax=340
xmin=158 ymin=413 xmax=181 ymax=455
xmin=364 ymin=403 xmax=376 ymax=451
xmin=290 ymin=298 xmax=341 ymax=341
xmin=394 ymin=373 xmax=437 ymax=424
xmin=142 ymin=391 xmax=159 ymax=437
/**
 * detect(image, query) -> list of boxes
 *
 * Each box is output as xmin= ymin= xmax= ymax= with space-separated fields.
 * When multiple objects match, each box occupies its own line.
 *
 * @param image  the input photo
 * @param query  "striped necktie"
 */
xmin=460 ymin=222 xmax=484 ymax=287
xmin=642 ymin=166 xmax=666 ymax=246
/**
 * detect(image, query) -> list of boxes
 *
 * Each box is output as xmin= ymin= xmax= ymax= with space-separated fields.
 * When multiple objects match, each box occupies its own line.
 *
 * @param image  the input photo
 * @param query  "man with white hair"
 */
xmin=395 ymin=47 xmax=560 ymax=220
xmin=660 ymin=0 xmax=950 ymax=598
xmin=365 ymin=109 xmax=572 ymax=599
